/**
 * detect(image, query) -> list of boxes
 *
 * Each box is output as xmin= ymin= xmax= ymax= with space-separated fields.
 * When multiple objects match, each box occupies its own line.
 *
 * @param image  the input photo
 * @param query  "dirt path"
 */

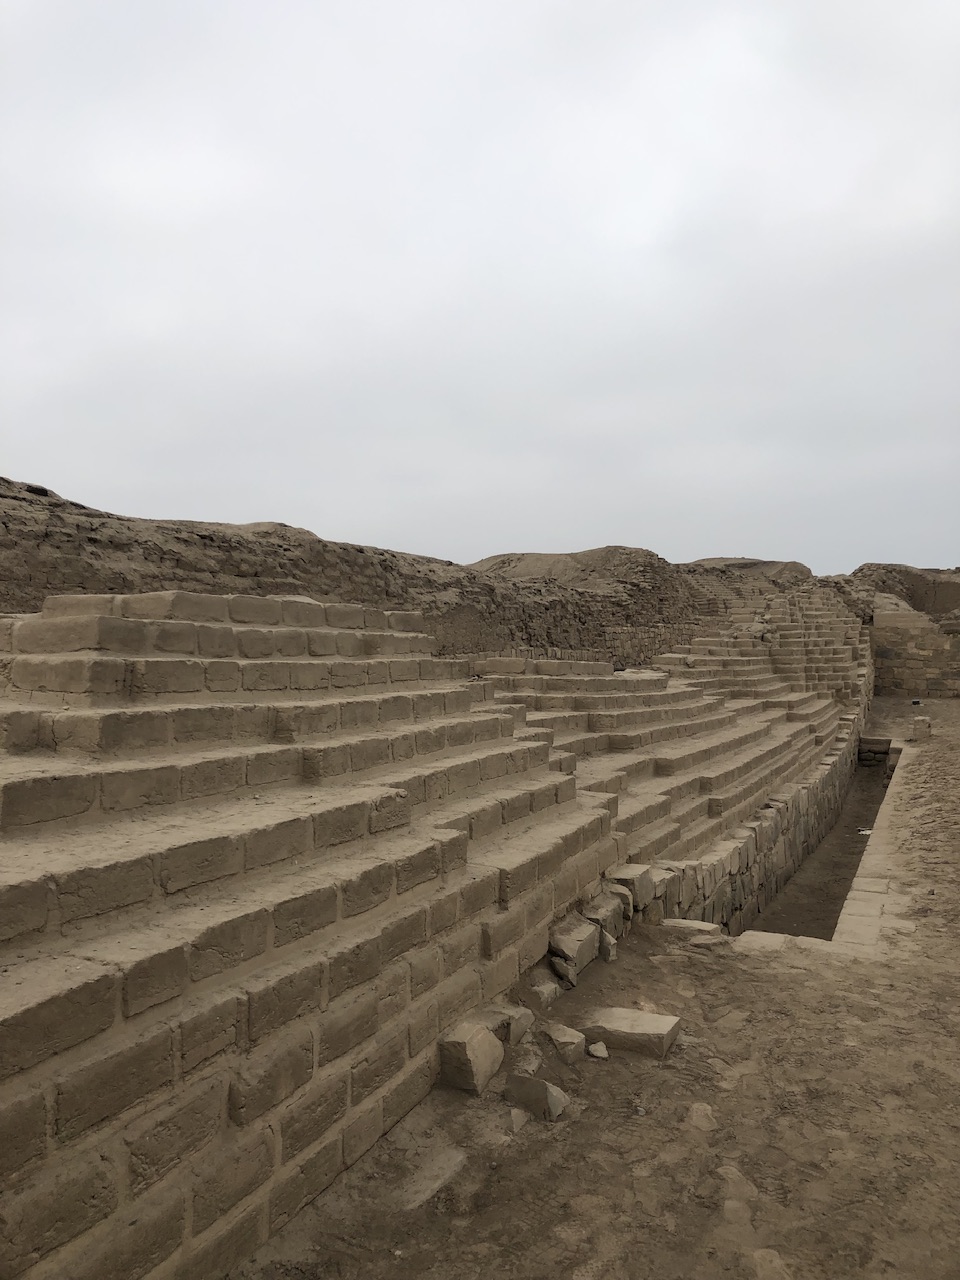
xmin=231 ymin=697 xmax=960 ymax=1280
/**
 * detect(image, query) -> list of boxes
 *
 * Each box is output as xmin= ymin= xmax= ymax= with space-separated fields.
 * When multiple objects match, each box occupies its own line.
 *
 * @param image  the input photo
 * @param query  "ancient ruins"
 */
xmin=0 ymin=477 xmax=957 ymax=1279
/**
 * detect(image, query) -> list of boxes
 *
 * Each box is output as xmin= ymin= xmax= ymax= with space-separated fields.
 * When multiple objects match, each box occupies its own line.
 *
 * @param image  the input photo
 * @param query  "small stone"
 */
xmin=512 ymin=1039 xmax=544 ymax=1077
xmin=509 ymin=1107 xmax=529 ymax=1133
xmin=685 ymin=1102 xmax=718 ymax=1131
xmin=439 ymin=1022 xmax=504 ymax=1095
xmin=587 ymin=1041 xmax=609 ymax=1060
xmin=598 ymin=929 xmax=617 ymax=962
xmin=543 ymin=1022 xmax=586 ymax=1064
xmin=505 ymin=1074 xmax=570 ymax=1122
xmin=577 ymin=1007 xmax=680 ymax=1058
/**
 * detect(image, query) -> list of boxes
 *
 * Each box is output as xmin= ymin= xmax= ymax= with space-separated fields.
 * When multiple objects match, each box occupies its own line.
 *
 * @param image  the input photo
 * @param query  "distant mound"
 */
xmin=682 ymin=558 xmax=813 ymax=586
xmin=469 ymin=546 xmax=670 ymax=594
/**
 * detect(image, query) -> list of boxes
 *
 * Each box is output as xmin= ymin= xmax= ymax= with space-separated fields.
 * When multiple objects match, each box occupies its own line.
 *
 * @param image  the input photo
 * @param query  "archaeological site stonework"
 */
xmin=0 ymin=475 xmax=950 ymax=1279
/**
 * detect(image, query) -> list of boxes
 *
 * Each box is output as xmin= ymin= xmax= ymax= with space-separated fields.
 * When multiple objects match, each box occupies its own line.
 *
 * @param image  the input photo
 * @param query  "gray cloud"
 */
xmin=2 ymin=0 xmax=958 ymax=573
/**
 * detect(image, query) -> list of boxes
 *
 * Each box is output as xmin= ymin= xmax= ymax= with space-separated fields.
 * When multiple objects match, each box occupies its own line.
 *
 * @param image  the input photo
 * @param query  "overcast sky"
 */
xmin=2 ymin=1 xmax=958 ymax=574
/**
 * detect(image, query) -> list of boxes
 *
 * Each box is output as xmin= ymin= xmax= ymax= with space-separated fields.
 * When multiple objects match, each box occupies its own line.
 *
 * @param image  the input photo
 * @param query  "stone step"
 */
xmin=471 ymin=658 xmax=614 ymax=678
xmin=8 ymin=613 xmax=436 ymax=661
xmin=38 ymin=591 xmax=425 ymax=634
xmin=0 ymin=683 xmax=485 ymax=756
xmin=651 ymin=717 xmax=775 ymax=777
xmin=3 ymin=653 xmax=471 ymax=707
xmin=0 ymin=720 xmax=540 ymax=834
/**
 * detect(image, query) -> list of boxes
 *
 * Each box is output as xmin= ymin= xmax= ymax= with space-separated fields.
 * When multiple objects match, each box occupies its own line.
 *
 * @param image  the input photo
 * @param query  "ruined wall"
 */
xmin=0 ymin=478 xmax=736 ymax=662
xmin=872 ymin=623 xmax=960 ymax=697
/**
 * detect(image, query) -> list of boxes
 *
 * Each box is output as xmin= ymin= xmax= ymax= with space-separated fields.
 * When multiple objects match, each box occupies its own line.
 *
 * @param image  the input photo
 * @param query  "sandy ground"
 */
xmin=231 ymin=696 xmax=960 ymax=1280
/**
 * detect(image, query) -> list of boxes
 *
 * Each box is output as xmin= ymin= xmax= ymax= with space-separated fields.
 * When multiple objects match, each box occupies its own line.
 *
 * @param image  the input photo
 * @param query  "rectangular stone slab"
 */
xmin=577 ymin=1007 xmax=680 ymax=1058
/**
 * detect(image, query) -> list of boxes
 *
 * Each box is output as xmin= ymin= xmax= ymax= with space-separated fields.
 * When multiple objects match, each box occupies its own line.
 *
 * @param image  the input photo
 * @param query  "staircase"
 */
xmin=0 ymin=586 xmax=870 ymax=1280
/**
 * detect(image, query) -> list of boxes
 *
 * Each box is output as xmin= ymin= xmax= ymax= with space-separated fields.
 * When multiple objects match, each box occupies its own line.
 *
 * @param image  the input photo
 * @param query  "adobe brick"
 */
xmin=100 ymin=764 xmax=179 ymax=813
xmin=351 ymin=1033 xmax=406 ymax=1103
xmin=246 ymin=957 xmax=327 ymax=1042
xmin=0 ymin=957 xmax=118 ymax=1080
xmin=289 ymin=659 xmax=330 ymax=690
xmin=339 ymin=697 xmax=378 ymax=730
xmin=123 ymin=944 xmax=188 ymax=1016
xmin=179 ymin=755 xmax=245 ymax=801
xmin=0 ymin=774 xmax=98 ymax=828
xmin=279 ymin=1068 xmax=349 ymax=1161
xmin=407 ymin=1000 xmax=439 ymax=1056
xmin=0 ymin=1089 xmax=45 ymax=1179
xmin=344 ymin=1099 xmax=383 ymax=1165
xmin=383 ymin=1057 xmax=435 ymax=1131
xmin=131 ymin=658 xmax=204 ymax=696
xmin=151 ymin=620 xmax=198 ymax=653
xmin=436 ymin=968 xmax=482 ymax=1029
xmin=341 ymin=860 xmax=394 ymax=917
xmin=480 ymin=951 xmax=519 ymax=1000
xmin=56 ymin=1028 xmax=175 ymax=1141
xmin=336 ymin=631 xmax=363 ymax=657
xmin=428 ymin=887 xmax=459 ymax=935
xmin=437 ymin=829 xmax=468 ymax=875
xmin=281 ymin=598 xmax=326 ymax=627
xmin=0 ymin=1153 xmax=118 ymax=1277
xmin=171 ymin=705 xmax=235 ymax=743
xmin=196 ymin=624 xmax=236 ymax=657
xmin=189 ymin=909 xmax=270 ymax=980
xmin=369 ymin=789 xmax=411 ymax=833
xmin=328 ymin=933 xmax=381 ymax=1000
xmin=396 ymin=842 xmax=441 ymax=894
xmin=246 ymin=746 xmax=301 ymax=786
xmin=302 ymin=743 xmax=350 ymax=781
xmin=440 ymin=922 xmax=480 ymax=975
xmin=228 ymin=1029 xmax=314 ymax=1126
xmin=227 ymin=595 xmax=282 ymax=624
xmin=159 ymin=835 xmax=243 ymax=893
xmin=244 ymin=816 xmax=313 ymax=871
xmin=57 ymin=857 xmax=155 ymax=922
xmin=273 ymin=883 xmax=338 ymax=947
xmin=122 ymin=591 xmax=230 ymax=622
xmin=237 ymin=627 xmax=275 ymax=658
xmin=390 ymin=729 xmax=416 ymax=761
xmin=519 ymin=920 xmax=550 ymax=970
xmin=126 ymin=1080 xmax=222 ymax=1195
xmin=175 ymin=1204 xmax=264 ymax=1280
xmin=314 ymin=799 xmax=369 ymax=848
xmin=459 ymin=867 xmax=499 ymax=917
xmin=192 ymin=1127 xmax=274 ymax=1232
xmin=11 ymin=654 xmax=126 ymax=695
xmin=481 ymin=908 xmax=525 ymax=959
xmin=270 ymin=1137 xmax=343 ymax=1231
xmin=381 ymin=908 xmax=428 ymax=962
xmin=0 ymin=878 xmax=49 ymax=943
xmin=242 ymin=661 xmax=290 ymax=692
xmin=205 ymin=659 xmax=241 ymax=692
xmin=26 ymin=1186 xmax=184 ymax=1280
xmin=181 ymin=995 xmax=240 ymax=1072
xmin=377 ymin=962 xmax=409 ymax=1021
xmin=409 ymin=946 xmax=441 ymax=997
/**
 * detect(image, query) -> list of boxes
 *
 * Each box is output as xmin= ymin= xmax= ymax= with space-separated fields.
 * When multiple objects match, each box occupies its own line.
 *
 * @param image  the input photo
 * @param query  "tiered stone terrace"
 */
xmin=0 ymin=587 xmax=869 ymax=1280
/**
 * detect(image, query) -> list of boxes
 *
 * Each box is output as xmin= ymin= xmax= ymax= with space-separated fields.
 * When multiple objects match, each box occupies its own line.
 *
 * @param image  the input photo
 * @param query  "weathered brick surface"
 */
xmin=55 ymin=1029 xmax=176 ymax=1140
xmin=0 ymin=1154 xmax=118 ymax=1277
xmin=228 ymin=1030 xmax=314 ymax=1126
xmin=192 ymin=1128 xmax=274 ymax=1233
xmin=126 ymin=1081 xmax=223 ymax=1194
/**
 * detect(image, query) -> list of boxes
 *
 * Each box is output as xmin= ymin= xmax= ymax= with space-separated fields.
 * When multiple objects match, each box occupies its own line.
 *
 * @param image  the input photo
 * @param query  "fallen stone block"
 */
xmin=659 ymin=918 xmax=721 ymax=936
xmin=549 ymin=913 xmax=600 ymax=973
xmin=549 ymin=955 xmax=578 ymax=987
xmin=477 ymin=1003 xmax=535 ymax=1045
xmin=439 ymin=1023 xmax=504 ymax=1095
xmin=577 ymin=1007 xmax=680 ymax=1058
xmin=582 ymin=892 xmax=625 ymax=939
xmin=505 ymin=1074 xmax=570 ymax=1122
xmin=524 ymin=967 xmax=562 ymax=1012
xmin=542 ymin=1022 xmax=586 ymax=1064
xmin=605 ymin=882 xmax=634 ymax=926
xmin=587 ymin=1041 xmax=609 ymax=1060
xmin=606 ymin=864 xmax=655 ymax=911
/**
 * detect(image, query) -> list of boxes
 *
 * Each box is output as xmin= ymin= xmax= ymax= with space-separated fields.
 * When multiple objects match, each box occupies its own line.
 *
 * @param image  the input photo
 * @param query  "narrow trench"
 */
xmin=750 ymin=759 xmax=895 ymax=940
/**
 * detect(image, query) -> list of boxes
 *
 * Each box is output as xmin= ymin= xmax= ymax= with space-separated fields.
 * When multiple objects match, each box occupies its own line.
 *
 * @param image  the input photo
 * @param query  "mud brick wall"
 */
xmin=0 ymin=480 xmax=736 ymax=663
xmin=872 ymin=625 xmax=960 ymax=697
